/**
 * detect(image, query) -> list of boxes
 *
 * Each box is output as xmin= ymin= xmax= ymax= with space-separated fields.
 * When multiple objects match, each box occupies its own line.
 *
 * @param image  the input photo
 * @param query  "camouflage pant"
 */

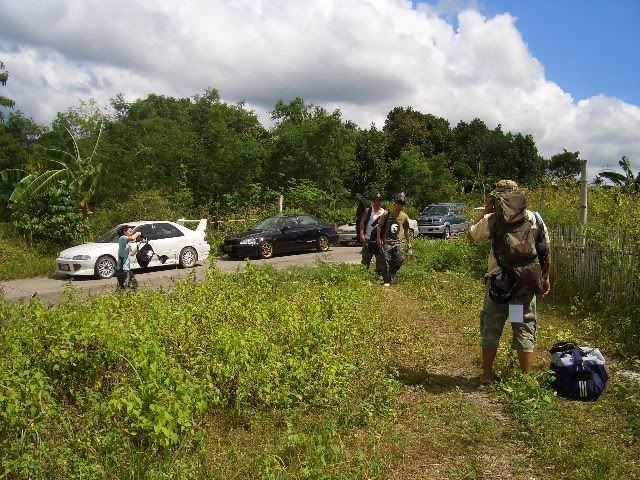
xmin=361 ymin=240 xmax=383 ymax=274
xmin=480 ymin=282 xmax=537 ymax=352
xmin=381 ymin=243 xmax=404 ymax=284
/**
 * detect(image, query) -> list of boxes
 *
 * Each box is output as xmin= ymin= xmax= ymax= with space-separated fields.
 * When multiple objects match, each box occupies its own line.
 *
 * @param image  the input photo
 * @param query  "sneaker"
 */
xmin=383 ymin=283 xmax=391 ymax=287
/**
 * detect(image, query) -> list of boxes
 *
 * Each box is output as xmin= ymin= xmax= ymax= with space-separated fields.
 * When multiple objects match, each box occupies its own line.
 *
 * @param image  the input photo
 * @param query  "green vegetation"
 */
xmin=0 ymin=264 xmax=398 ymax=478
xmin=1 ymin=237 xmax=639 ymax=479
xmin=0 ymin=224 xmax=56 ymax=280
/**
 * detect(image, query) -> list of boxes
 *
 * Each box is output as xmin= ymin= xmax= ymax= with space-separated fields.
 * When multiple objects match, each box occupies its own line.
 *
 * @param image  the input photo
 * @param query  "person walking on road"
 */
xmin=469 ymin=180 xmax=551 ymax=384
xmin=377 ymin=193 xmax=411 ymax=287
xmin=359 ymin=193 xmax=386 ymax=275
xmin=117 ymin=225 xmax=142 ymax=290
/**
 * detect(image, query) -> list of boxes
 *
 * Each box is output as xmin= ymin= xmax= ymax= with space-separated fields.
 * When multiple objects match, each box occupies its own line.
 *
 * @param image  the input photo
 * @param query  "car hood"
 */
xmin=419 ymin=215 xmax=446 ymax=222
xmin=58 ymin=243 xmax=118 ymax=259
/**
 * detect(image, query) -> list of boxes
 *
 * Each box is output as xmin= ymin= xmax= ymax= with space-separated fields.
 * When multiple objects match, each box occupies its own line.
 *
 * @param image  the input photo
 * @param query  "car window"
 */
xmin=251 ymin=216 xmax=284 ymax=231
xmin=282 ymin=218 xmax=299 ymax=228
xmin=422 ymin=205 xmax=449 ymax=216
xmin=134 ymin=224 xmax=157 ymax=240
xmin=298 ymin=216 xmax=318 ymax=226
xmin=155 ymin=223 xmax=184 ymax=239
xmin=97 ymin=227 xmax=120 ymax=243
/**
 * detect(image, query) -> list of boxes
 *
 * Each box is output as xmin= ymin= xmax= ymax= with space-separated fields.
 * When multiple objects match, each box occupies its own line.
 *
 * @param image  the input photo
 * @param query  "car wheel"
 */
xmin=259 ymin=241 xmax=274 ymax=259
xmin=317 ymin=235 xmax=330 ymax=252
xmin=179 ymin=247 xmax=198 ymax=268
xmin=95 ymin=255 xmax=117 ymax=279
xmin=441 ymin=226 xmax=451 ymax=240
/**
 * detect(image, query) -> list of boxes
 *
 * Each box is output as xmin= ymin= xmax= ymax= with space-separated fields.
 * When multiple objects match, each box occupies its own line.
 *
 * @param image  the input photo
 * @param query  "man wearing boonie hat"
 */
xmin=377 ymin=192 xmax=411 ymax=287
xmin=469 ymin=180 xmax=551 ymax=384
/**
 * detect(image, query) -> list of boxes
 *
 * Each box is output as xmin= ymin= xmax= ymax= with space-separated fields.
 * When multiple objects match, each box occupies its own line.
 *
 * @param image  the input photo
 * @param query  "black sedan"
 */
xmin=223 ymin=214 xmax=339 ymax=259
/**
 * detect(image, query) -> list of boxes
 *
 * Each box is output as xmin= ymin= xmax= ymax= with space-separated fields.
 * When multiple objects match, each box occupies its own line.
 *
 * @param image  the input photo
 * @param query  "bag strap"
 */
xmin=533 ymin=211 xmax=545 ymax=241
xmin=571 ymin=347 xmax=584 ymax=367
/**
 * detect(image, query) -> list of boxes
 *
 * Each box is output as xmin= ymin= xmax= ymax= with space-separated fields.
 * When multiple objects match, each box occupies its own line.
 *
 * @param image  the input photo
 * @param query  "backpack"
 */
xmin=488 ymin=190 xmax=544 ymax=303
xmin=549 ymin=342 xmax=608 ymax=401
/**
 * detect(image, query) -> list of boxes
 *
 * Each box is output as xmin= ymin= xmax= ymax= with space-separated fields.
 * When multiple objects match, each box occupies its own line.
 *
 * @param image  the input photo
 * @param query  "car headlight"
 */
xmin=72 ymin=255 xmax=92 ymax=260
xmin=239 ymin=238 xmax=259 ymax=245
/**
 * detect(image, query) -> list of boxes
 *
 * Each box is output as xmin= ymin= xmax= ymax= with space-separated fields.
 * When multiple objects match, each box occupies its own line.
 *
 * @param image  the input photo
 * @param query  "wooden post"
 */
xmin=580 ymin=161 xmax=588 ymax=225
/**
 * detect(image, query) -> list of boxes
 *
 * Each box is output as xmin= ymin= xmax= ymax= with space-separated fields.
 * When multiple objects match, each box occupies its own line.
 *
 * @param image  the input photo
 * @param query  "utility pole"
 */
xmin=579 ymin=160 xmax=588 ymax=225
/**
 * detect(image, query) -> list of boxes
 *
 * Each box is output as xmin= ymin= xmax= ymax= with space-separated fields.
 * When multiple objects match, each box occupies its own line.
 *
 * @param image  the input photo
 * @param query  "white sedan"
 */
xmin=56 ymin=219 xmax=210 ymax=279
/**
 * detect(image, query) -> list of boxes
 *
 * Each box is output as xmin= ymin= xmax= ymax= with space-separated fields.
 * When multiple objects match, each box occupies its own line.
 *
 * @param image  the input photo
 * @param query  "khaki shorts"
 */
xmin=480 ymin=282 xmax=537 ymax=352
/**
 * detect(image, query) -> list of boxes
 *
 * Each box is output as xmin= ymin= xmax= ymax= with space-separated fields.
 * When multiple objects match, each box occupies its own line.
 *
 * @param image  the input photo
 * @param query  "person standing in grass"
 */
xmin=116 ymin=225 xmax=142 ymax=290
xmin=359 ymin=193 xmax=386 ymax=275
xmin=377 ymin=193 xmax=411 ymax=287
xmin=469 ymin=180 xmax=551 ymax=384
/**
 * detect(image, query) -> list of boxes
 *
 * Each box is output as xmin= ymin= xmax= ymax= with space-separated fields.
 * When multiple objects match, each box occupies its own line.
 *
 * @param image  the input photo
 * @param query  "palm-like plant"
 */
xmin=596 ymin=156 xmax=640 ymax=193
xmin=9 ymin=121 xmax=104 ymax=217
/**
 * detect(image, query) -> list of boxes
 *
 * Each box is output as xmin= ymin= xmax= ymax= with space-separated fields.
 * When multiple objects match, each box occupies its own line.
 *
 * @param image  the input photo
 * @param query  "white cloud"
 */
xmin=1 ymin=0 xmax=638 ymax=174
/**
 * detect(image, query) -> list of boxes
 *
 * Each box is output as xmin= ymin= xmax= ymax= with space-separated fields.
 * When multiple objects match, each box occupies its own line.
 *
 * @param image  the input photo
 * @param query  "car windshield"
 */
xmin=422 ymin=205 xmax=449 ymax=216
xmin=96 ymin=226 xmax=121 ymax=243
xmin=250 ymin=216 xmax=284 ymax=231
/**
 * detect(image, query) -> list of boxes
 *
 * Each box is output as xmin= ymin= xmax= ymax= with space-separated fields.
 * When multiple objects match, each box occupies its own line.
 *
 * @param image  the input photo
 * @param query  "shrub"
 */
xmin=0 ymin=265 xmax=397 ymax=478
xmin=11 ymin=190 xmax=87 ymax=247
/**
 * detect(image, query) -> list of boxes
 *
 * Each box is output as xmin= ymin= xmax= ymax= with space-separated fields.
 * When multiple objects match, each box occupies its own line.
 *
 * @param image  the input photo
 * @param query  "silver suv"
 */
xmin=417 ymin=203 xmax=467 ymax=239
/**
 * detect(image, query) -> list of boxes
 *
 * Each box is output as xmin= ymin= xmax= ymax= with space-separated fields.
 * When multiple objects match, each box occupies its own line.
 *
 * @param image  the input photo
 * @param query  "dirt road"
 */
xmin=0 ymin=247 xmax=362 ymax=304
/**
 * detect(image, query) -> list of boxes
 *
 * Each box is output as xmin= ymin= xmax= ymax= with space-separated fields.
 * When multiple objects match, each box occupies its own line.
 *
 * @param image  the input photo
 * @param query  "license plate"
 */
xmin=59 ymin=264 xmax=70 ymax=271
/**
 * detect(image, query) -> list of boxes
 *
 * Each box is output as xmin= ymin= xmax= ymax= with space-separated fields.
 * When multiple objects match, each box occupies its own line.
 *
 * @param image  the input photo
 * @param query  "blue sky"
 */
xmin=419 ymin=0 xmax=640 ymax=105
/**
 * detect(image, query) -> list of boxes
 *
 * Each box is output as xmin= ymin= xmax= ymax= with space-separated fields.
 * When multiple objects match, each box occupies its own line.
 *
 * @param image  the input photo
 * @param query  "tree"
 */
xmin=267 ymin=98 xmax=357 ymax=196
xmin=0 ymin=61 xmax=15 ymax=115
xmin=596 ymin=156 xmax=640 ymax=193
xmin=383 ymin=107 xmax=452 ymax=162
xmin=548 ymin=149 xmax=583 ymax=178
xmin=9 ymin=121 xmax=105 ymax=217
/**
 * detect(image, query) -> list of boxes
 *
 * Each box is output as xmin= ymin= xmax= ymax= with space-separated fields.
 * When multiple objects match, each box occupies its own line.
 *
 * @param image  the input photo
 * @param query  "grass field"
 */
xmin=1 ymin=239 xmax=639 ymax=479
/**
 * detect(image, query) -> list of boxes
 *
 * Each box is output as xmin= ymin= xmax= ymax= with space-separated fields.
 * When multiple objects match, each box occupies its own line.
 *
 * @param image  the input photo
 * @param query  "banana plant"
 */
xmin=9 ymin=120 xmax=104 ymax=217
xmin=596 ymin=156 xmax=640 ymax=193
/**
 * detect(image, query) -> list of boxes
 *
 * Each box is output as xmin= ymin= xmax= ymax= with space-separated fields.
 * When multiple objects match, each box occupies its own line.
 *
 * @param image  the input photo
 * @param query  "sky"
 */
xmin=0 ymin=0 xmax=639 ymax=176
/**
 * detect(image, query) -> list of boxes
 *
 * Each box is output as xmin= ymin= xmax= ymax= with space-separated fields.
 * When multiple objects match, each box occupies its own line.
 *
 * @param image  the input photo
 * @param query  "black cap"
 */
xmin=394 ymin=192 xmax=406 ymax=205
xmin=118 ymin=224 xmax=131 ymax=236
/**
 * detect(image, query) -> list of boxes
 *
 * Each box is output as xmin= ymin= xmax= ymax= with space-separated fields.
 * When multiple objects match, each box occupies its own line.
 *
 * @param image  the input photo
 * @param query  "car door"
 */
xmin=132 ymin=223 xmax=158 ymax=267
xmin=276 ymin=218 xmax=300 ymax=252
xmin=152 ymin=222 xmax=185 ymax=263
xmin=297 ymin=215 xmax=321 ymax=250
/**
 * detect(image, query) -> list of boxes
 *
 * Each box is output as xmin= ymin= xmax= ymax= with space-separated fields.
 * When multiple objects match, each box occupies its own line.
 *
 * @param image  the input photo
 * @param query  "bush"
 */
xmin=405 ymin=237 xmax=489 ymax=278
xmin=11 ymin=190 xmax=87 ymax=247
xmin=0 ymin=265 xmax=397 ymax=478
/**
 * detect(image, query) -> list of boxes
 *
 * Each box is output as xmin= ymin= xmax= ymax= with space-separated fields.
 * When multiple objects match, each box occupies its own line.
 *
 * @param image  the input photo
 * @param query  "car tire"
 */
xmin=259 ymin=241 xmax=274 ymax=259
xmin=317 ymin=235 xmax=330 ymax=252
xmin=95 ymin=255 xmax=117 ymax=279
xmin=179 ymin=247 xmax=198 ymax=268
xmin=441 ymin=226 xmax=451 ymax=240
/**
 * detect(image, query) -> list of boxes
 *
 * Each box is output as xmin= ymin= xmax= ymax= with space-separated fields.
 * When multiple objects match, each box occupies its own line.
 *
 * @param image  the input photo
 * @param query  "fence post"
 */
xmin=580 ymin=160 xmax=588 ymax=225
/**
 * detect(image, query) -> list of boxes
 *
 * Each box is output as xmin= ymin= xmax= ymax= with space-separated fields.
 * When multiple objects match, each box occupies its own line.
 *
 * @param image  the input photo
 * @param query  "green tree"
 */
xmin=9 ymin=121 xmax=105 ymax=217
xmin=383 ymin=107 xmax=452 ymax=161
xmin=347 ymin=125 xmax=387 ymax=199
xmin=596 ymin=156 xmax=640 ymax=193
xmin=548 ymin=149 xmax=583 ymax=178
xmin=0 ymin=61 xmax=15 ymax=114
xmin=267 ymin=98 xmax=357 ymax=197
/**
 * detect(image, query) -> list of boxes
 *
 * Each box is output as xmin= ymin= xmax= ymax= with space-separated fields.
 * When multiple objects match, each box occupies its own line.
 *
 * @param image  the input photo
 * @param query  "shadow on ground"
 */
xmin=393 ymin=366 xmax=479 ymax=393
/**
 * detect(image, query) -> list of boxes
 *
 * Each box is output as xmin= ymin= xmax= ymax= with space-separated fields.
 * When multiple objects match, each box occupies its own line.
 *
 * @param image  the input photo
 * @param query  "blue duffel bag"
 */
xmin=549 ymin=342 xmax=608 ymax=401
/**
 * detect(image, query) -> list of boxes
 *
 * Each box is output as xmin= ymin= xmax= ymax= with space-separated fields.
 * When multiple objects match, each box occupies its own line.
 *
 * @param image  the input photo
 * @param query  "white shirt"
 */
xmin=365 ymin=207 xmax=386 ymax=240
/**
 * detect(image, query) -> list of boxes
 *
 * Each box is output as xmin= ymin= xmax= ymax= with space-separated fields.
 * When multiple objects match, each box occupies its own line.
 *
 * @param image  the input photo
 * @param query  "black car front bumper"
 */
xmin=223 ymin=243 xmax=260 ymax=258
